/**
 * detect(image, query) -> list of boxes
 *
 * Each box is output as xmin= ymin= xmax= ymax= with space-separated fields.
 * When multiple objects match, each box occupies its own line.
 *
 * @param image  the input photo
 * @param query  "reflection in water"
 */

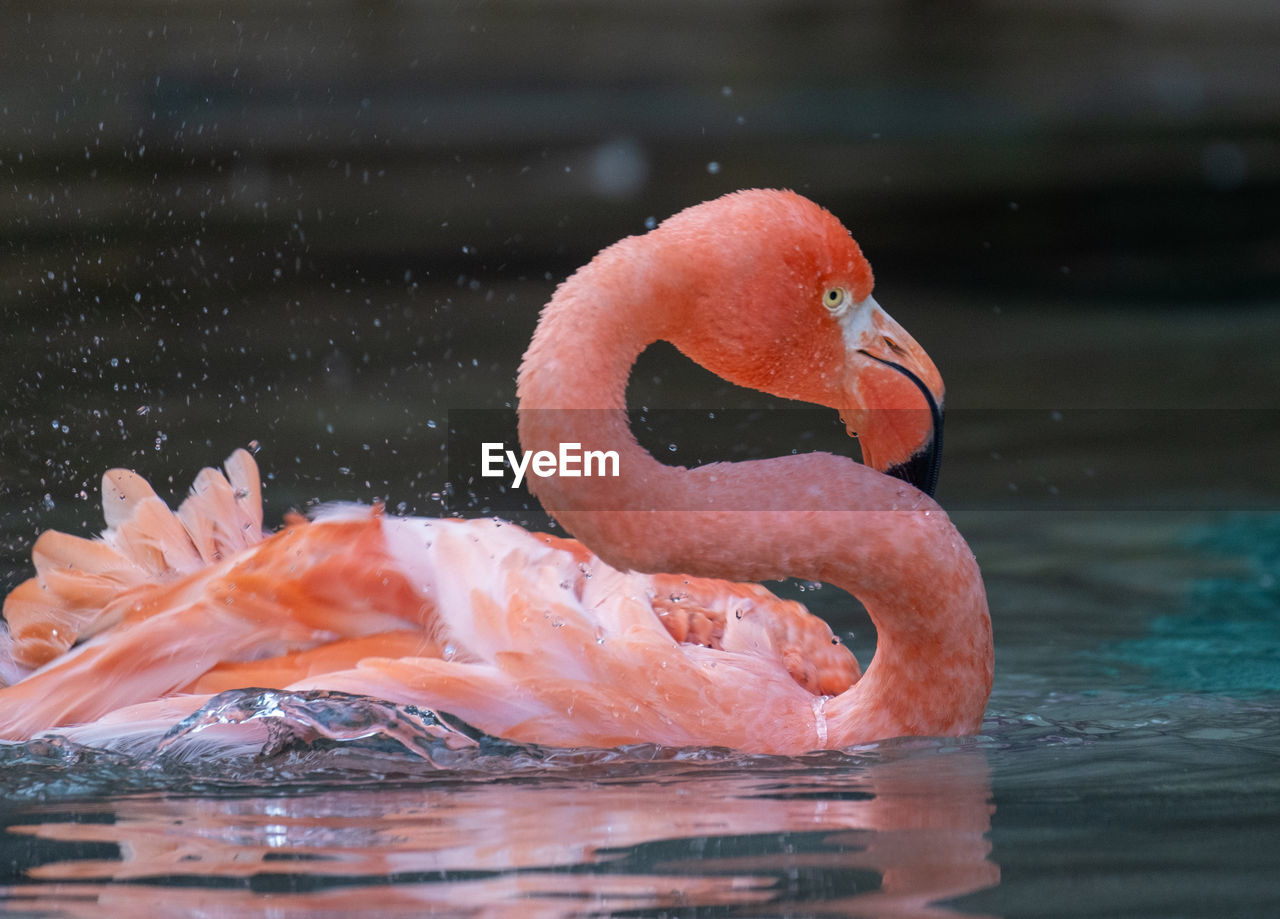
xmin=1 ymin=743 xmax=996 ymax=918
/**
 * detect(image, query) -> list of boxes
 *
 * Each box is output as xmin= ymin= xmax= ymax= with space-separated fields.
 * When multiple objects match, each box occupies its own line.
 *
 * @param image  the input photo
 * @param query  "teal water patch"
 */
xmin=1101 ymin=513 xmax=1280 ymax=694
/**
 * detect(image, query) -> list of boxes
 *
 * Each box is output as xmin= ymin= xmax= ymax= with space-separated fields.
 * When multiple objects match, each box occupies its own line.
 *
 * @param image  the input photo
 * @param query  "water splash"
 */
xmin=0 ymin=689 xmax=890 ymax=803
xmin=154 ymin=689 xmax=489 ymax=762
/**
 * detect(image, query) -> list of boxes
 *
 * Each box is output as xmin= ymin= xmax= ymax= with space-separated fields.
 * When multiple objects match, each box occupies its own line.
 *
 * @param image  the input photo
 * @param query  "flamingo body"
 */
xmin=0 ymin=189 xmax=992 ymax=753
xmin=0 ymin=454 xmax=861 ymax=752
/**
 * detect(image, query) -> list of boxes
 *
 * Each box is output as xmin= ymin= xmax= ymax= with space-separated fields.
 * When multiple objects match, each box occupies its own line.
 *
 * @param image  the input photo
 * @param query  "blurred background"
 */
xmin=2 ymin=0 xmax=1278 ymax=580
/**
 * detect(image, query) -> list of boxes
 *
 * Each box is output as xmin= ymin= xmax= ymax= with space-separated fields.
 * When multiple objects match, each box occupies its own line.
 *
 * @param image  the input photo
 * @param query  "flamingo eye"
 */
xmin=822 ymin=287 xmax=850 ymax=315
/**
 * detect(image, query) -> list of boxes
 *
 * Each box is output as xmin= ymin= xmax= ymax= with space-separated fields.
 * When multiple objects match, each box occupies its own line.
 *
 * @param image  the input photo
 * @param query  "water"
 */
xmin=2 ymin=505 xmax=1278 ymax=917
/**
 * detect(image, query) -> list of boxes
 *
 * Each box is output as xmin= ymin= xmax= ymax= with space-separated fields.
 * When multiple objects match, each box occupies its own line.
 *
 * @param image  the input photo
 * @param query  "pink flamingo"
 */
xmin=0 ymin=190 xmax=992 ymax=753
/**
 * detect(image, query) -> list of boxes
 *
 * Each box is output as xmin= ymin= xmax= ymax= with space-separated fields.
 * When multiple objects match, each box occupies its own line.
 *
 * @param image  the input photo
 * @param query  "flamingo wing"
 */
xmin=0 ymin=452 xmax=858 ymax=750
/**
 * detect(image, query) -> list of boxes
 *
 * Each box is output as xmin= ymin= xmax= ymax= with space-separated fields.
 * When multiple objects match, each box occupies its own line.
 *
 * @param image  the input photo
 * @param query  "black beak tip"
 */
xmin=886 ymin=431 xmax=943 ymax=498
xmin=890 ymin=407 xmax=942 ymax=499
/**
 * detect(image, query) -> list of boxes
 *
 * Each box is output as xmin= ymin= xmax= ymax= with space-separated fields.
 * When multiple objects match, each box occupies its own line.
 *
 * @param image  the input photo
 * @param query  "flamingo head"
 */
xmin=659 ymin=189 xmax=945 ymax=496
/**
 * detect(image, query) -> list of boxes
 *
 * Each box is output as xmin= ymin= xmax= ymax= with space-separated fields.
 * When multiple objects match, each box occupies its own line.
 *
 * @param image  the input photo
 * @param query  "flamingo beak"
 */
xmin=858 ymin=352 xmax=945 ymax=497
xmin=839 ymin=299 xmax=946 ymax=497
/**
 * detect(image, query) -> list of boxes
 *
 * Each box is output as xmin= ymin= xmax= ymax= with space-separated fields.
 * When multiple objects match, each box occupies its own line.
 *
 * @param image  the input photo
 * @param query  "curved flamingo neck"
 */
xmin=516 ymin=240 xmax=993 ymax=745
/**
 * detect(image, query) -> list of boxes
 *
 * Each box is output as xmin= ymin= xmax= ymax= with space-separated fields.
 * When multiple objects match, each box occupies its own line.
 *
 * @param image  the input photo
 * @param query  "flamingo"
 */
xmin=0 ymin=189 xmax=992 ymax=754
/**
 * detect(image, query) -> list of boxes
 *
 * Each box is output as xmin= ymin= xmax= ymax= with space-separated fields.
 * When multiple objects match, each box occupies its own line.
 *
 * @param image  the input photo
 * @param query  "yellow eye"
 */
xmin=822 ymin=287 xmax=849 ymax=314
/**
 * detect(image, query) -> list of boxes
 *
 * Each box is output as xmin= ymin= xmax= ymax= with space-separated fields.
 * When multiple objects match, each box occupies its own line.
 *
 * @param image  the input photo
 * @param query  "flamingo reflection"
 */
xmin=2 ymin=745 xmax=997 ymax=918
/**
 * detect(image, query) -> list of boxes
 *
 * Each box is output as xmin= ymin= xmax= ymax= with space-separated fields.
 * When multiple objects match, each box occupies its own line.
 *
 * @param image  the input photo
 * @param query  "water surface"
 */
xmin=2 ymin=505 xmax=1278 ymax=917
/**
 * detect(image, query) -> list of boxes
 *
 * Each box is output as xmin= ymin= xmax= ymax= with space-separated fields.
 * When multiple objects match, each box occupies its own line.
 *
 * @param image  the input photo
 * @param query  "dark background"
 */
xmin=2 ymin=1 xmax=1278 ymax=583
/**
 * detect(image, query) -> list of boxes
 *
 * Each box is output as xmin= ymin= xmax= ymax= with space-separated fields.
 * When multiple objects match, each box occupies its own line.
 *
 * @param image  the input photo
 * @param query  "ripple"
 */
xmin=0 ymin=688 xmax=902 ymax=803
